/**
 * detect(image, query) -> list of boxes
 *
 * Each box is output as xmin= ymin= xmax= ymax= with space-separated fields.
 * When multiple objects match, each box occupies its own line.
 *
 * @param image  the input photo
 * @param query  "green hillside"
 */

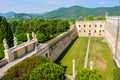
xmin=8 ymin=13 xmax=39 ymax=20
xmin=41 ymin=6 xmax=120 ymax=19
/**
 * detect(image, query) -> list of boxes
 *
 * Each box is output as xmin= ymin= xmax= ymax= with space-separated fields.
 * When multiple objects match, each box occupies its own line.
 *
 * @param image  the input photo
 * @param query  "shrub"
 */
xmin=16 ymin=33 xmax=27 ymax=43
xmin=36 ymin=33 xmax=47 ymax=43
xmin=29 ymin=62 xmax=65 ymax=80
xmin=2 ymin=56 xmax=50 ymax=80
xmin=75 ymin=68 xmax=106 ymax=80
xmin=113 ymin=68 xmax=120 ymax=80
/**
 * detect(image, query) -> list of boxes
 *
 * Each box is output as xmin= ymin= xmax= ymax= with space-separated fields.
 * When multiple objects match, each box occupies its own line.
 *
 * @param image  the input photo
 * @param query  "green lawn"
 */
xmin=88 ymin=37 xmax=116 ymax=80
xmin=56 ymin=37 xmax=116 ymax=79
xmin=56 ymin=37 xmax=88 ymax=75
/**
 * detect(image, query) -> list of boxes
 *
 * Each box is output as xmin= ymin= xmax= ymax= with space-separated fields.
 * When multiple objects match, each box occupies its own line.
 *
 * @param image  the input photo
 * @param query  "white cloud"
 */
xmin=98 ymin=1 xmax=105 ymax=5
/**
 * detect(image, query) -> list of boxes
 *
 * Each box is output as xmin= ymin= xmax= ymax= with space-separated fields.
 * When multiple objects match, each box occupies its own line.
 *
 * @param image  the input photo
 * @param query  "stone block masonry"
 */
xmin=34 ymin=25 xmax=78 ymax=62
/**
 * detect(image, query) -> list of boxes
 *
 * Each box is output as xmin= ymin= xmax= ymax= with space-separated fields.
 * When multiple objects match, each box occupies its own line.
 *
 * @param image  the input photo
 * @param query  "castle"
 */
xmin=0 ymin=15 xmax=120 ymax=68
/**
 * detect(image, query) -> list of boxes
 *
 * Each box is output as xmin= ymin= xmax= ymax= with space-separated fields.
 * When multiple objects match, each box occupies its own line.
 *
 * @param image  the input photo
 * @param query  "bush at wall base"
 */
xmin=29 ymin=62 xmax=65 ymax=80
xmin=75 ymin=68 xmax=106 ymax=80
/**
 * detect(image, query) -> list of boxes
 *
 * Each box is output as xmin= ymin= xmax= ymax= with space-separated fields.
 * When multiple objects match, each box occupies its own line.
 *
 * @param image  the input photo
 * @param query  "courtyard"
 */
xmin=56 ymin=37 xmax=116 ymax=79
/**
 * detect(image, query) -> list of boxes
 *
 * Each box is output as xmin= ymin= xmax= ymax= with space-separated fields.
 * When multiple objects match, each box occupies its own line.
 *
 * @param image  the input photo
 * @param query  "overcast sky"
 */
xmin=0 ymin=0 xmax=119 ymax=13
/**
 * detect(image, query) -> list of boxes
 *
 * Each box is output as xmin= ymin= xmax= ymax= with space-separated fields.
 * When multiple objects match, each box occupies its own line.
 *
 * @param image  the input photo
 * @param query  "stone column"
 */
xmin=72 ymin=59 xmax=75 ymax=78
xmin=34 ymin=45 xmax=37 ymax=53
xmin=27 ymin=33 xmax=30 ymax=42
xmin=90 ymin=61 xmax=93 ymax=70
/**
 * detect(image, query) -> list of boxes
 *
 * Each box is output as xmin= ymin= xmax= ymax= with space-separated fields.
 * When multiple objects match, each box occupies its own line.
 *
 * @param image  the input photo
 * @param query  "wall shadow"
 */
xmin=55 ymin=37 xmax=78 ymax=63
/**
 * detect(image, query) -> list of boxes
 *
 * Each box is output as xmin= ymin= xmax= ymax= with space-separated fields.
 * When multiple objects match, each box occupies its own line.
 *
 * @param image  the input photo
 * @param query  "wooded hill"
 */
xmin=41 ymin=6 xmax=120 ymax=19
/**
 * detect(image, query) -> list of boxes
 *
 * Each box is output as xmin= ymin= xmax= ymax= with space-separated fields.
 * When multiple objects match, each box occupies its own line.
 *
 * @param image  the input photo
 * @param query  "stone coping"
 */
xmin=9 ymin=39 xmax=37 ymax=52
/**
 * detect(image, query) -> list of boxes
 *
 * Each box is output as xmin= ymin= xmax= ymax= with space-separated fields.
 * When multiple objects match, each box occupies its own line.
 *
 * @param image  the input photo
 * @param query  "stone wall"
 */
xmin=1 ymin=32 xmax=38 ymax=63
xmin=34 ymin=25 xmax=78 ymax=62
xmin=0 ymin=58 xmax=8 ymax=67
xmin=105 ymin=16 xmax=120 ymax=67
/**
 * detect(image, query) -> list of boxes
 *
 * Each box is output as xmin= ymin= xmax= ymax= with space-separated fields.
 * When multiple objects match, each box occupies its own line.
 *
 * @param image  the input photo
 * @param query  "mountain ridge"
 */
xmin=41 ymin=6 xmax=120 ymax=19
xmin=0 ymin=6 xmax=120 ymax=19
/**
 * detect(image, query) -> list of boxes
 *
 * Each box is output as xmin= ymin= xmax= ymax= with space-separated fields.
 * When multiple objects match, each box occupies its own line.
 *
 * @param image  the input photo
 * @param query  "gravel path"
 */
xmin=84 ymin=36 xmax=91 ymax=68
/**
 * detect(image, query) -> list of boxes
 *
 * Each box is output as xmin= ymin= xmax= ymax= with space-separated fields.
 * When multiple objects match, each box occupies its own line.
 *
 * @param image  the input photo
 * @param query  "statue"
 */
xmin=27 ymin=33 xmax=30 ymax=42
xmin=3 ymin=39 xmax=9 ymax=50
xmin=14 ymin=36 xmax=17 ymax=47
xmin=32 ymin=32 xmax=35 ymax=39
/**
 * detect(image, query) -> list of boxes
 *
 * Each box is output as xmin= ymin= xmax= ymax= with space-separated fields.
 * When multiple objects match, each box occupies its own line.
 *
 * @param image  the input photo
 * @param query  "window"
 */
xmin=94 ymin=30 xmax=96 ymax=33
xmin=84 ymin=30 xmax=86 ymax=32
xmin=46 ymin=53 xmax=48 ymax=57
xmin=89 ymin=30 xmax=91 ymax=32
xmin=95 ymin=25 xmax=97 ymax=27
xmin=100 ymin=25 xmax=102 ymax=27
xmin=79 ymin=25 xmax=81 ymax=27
xmin=103 ymin=30 xmax=104 ymax=32
xmin=79 ymin=30 xmax=81 ymax=32
xmin=84 ymin=25 xmax=86 ymax=27
xmin=89 ymin=25 xmax=91 ymax=27
xmin=99 ymin=30 xmax=101 ymax=33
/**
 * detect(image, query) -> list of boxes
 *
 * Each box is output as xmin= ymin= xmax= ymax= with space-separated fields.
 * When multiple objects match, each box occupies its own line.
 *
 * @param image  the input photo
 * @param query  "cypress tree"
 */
xmin=0 ymin=16 xmax=13 ymax=47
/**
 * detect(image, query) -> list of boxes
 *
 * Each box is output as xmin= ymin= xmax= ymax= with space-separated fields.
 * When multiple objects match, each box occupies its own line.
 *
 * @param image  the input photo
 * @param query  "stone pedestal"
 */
xmin=4 ymin=50 xmax=10 ymax=62
xmin=90 ymin=61 xmax=93 ymax=70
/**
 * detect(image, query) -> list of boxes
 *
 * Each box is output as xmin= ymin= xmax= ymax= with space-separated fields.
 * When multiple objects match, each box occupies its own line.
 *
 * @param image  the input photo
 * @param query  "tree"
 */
xmin=0 ymin=16 xmax=13 ymax=59
xmin=86 ymin=15 xmax=94 ymax=20
xmin=29 ymin=62 xmax=65 ymax=80
xmin=75 ymin=68 xmax=106 ymax=80
xmin=0 ymin=16 xmax=13 ymax=47
xmin=36 ymin=33 xmax=47 ymax=43
xmin=16 ymin=33 xmax=27 ymax=44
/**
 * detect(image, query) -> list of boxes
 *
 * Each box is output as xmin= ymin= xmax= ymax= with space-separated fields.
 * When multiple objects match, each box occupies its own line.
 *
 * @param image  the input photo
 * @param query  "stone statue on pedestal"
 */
xmin=14 ymin=36 xmax=17 ymax=47
xmin=3 ymin=39 xmax=9 ymax=50
xmin=32 ymin=32 xmax=35 ymax=40
xmin=27 ymin=33 xmax=30 ymax=42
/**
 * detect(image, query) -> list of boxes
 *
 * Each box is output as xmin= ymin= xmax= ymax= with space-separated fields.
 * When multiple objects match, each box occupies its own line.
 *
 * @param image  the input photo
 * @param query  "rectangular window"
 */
xmin=84 ymin=25 xmax=86 ymax=27
xmin=94 ymin=30 xmax=96 ymax=33
xmin=84 ymin=30 xmax=86 ymax=32
xmin=89 ymin=25 xmax=91 ymax=27
xmin=95 ymin=25 xmax=97 ymax=27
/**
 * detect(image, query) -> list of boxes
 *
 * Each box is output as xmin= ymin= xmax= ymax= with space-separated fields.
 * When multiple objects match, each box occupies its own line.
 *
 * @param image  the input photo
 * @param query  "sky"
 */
xmin=0 ymin=0 xmax=119 ymax=13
